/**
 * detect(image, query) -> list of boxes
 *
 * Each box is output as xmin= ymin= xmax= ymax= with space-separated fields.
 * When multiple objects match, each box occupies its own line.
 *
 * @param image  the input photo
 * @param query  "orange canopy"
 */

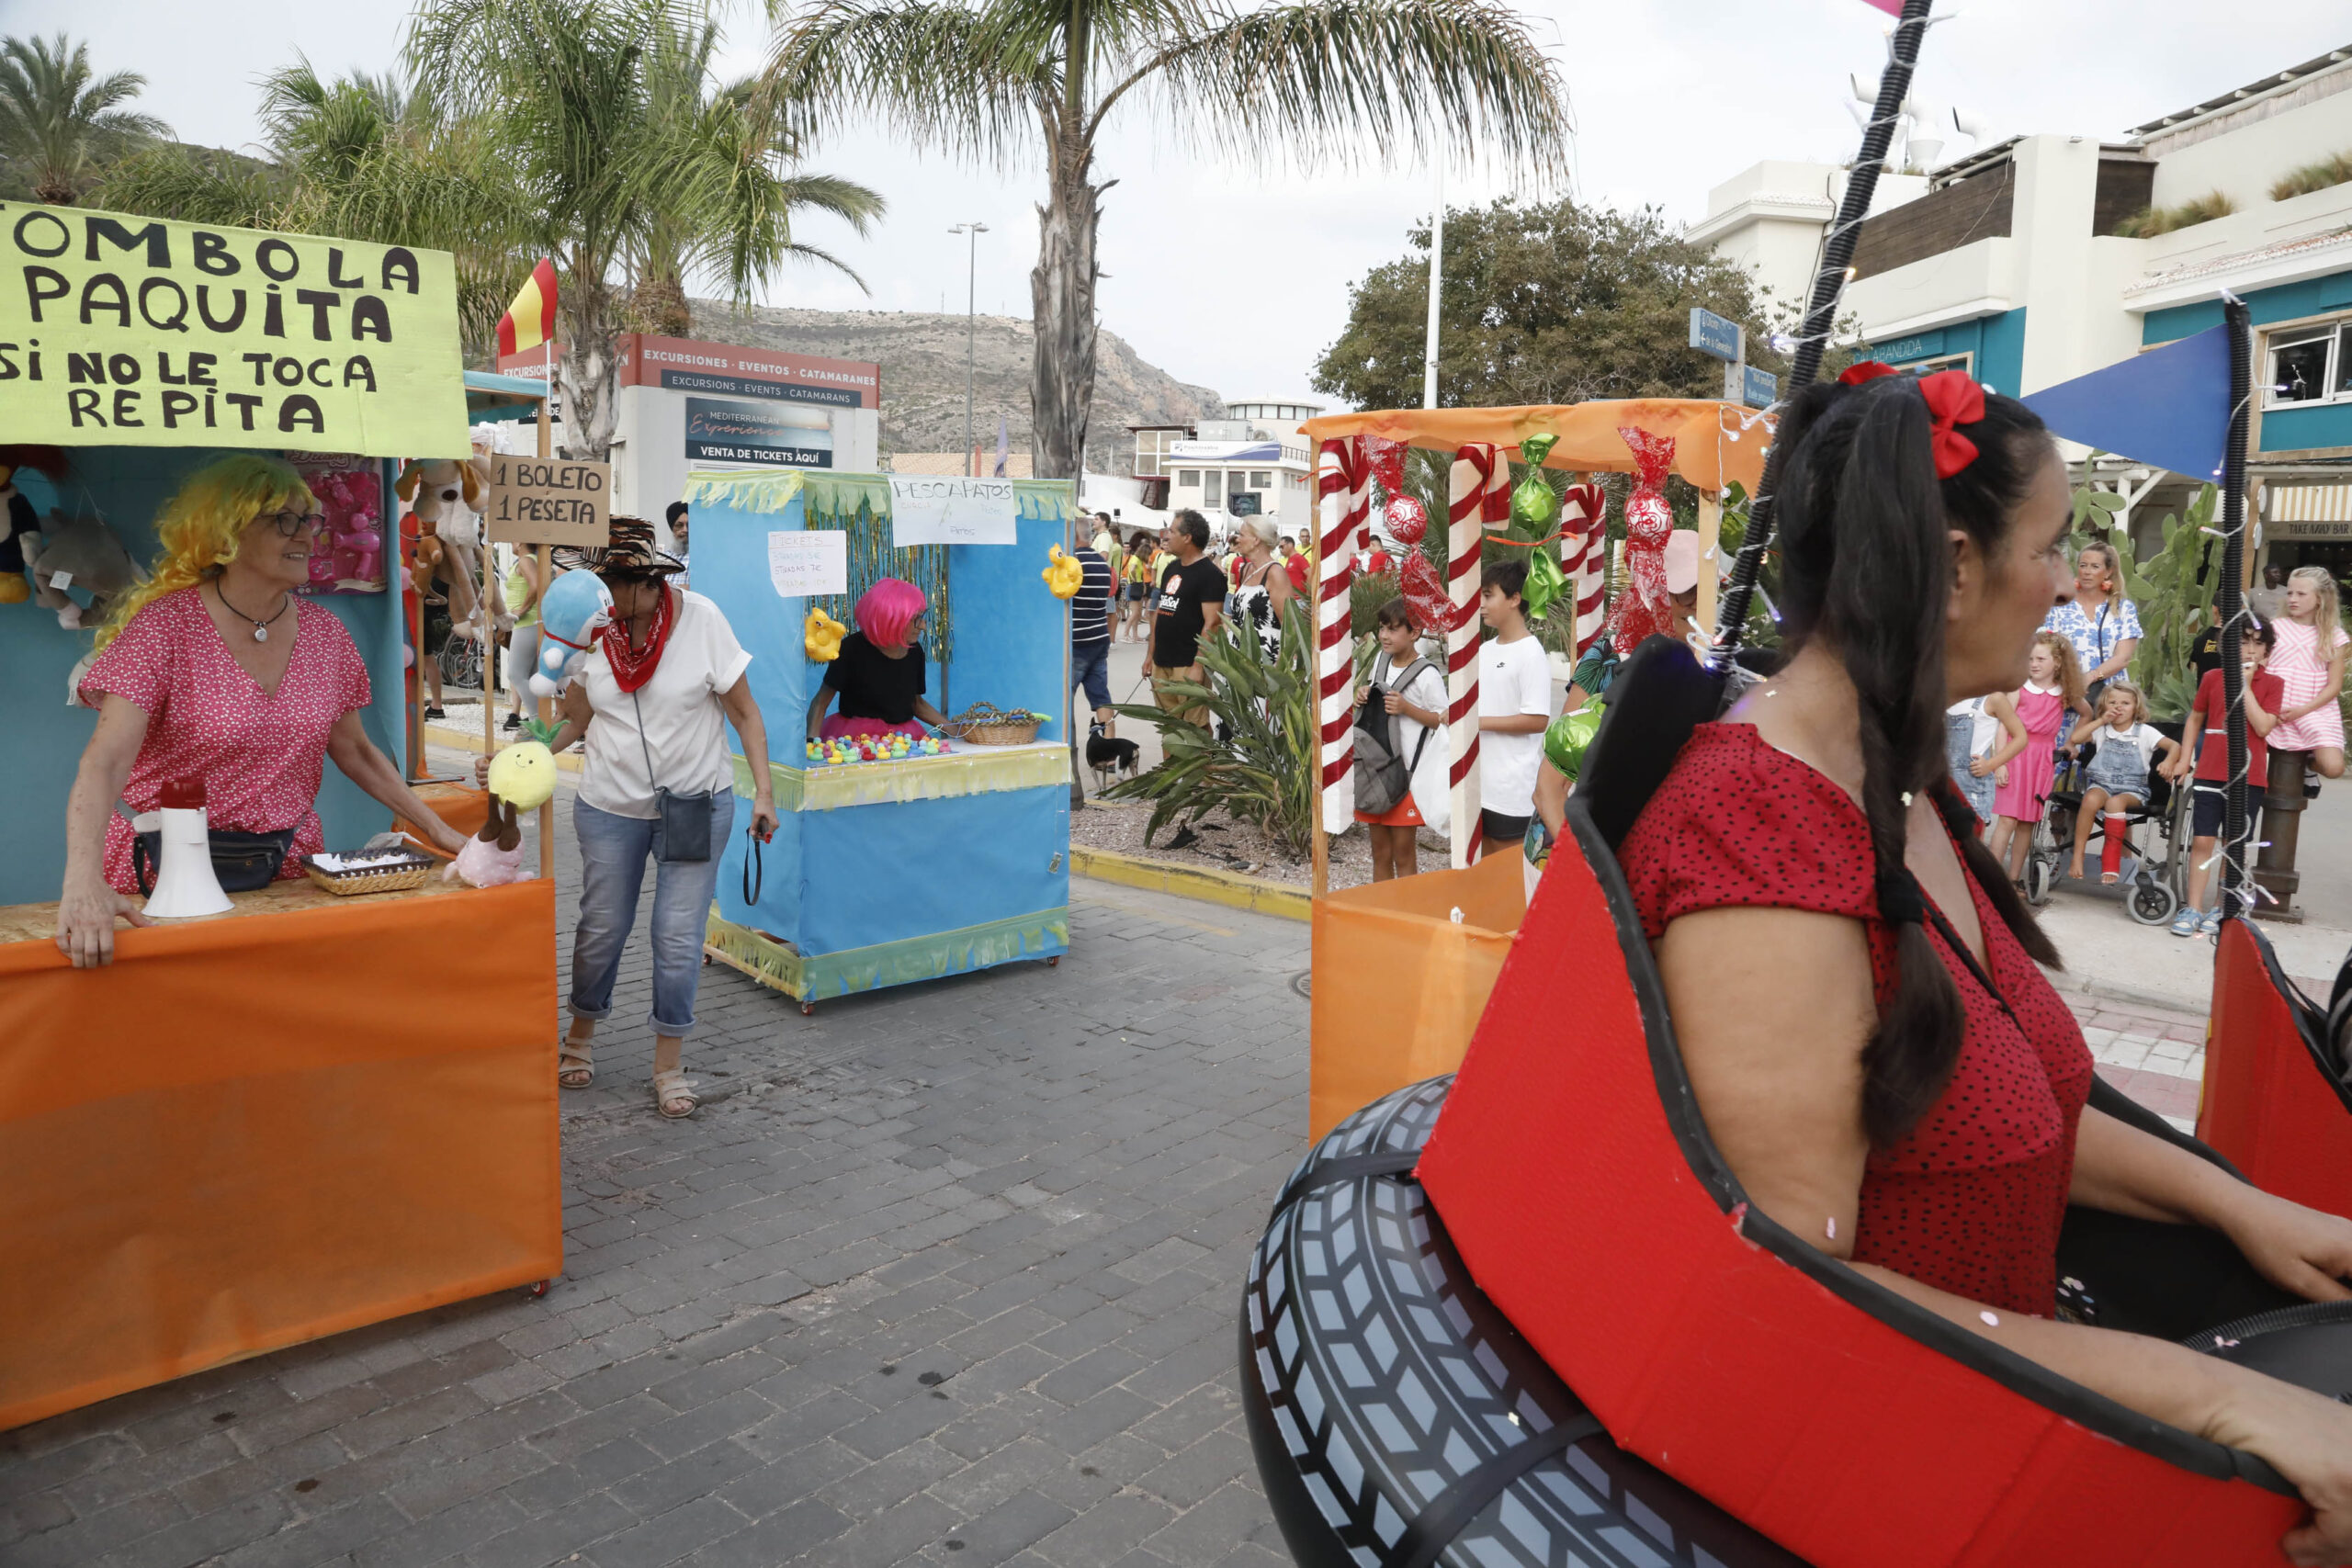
xmin=1299 ymin=399 xmax=1775 ymax=493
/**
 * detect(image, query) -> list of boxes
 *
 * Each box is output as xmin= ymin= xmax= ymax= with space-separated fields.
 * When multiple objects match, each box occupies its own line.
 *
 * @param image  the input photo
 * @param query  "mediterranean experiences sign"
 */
xmin=0 ymin=202 xmax=469 ymax=456
xmin=684 ymin=396 xmax=832 ymax=468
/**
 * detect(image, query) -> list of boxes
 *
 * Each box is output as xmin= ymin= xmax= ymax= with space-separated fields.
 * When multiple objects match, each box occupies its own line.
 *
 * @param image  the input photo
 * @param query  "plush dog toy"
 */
xmin=530 ymin=570 xmax=613 ymax=696
xmin=28 ymin=511 xmax=138 ymax=630
xmin=397 ymin=456 xmax=499 ymax=633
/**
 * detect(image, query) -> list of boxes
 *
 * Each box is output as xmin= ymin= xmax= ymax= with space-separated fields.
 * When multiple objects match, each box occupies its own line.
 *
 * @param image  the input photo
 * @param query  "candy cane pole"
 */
xmin=1444 ymin=446 xmax=1503 ymax=866
xmin=1317 ymin=438 xmax=1367 ymax=839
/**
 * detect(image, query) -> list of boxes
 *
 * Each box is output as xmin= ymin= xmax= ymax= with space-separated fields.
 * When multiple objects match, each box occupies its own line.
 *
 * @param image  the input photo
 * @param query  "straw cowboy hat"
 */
xmin=552 ymin=516 xmax=684 ymax=579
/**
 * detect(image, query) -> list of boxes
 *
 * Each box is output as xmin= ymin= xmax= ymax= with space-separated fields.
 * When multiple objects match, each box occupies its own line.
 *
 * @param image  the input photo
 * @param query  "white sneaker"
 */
xmin=2169 ymin=907 xmax=2202 ymax=937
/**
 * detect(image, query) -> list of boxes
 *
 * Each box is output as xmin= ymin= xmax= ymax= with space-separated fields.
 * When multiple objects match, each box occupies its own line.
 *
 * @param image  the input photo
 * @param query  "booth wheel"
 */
xmin=528 ymin=1280 xmax=551 ymax=1299
xmin=800 ymin=1000 xmax=816 ymax=1017
xmin=1244 ymin=1078 xmax=1805 ymax=1568
xmin=2128 ymin=878 xmax=2179 ymax=926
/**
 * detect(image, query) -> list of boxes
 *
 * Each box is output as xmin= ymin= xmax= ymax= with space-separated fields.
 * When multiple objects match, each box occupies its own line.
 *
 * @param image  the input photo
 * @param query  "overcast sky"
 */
xmin=16 ymin=0 xmax=2348 ymax=406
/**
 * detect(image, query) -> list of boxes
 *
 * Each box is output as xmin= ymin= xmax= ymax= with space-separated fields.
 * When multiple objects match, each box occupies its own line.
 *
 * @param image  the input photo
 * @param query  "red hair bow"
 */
xmin=1838 ymin=361 xmax=1898 ymax=385
xmin=1917 ymin=367 xmax=1984 ymax=479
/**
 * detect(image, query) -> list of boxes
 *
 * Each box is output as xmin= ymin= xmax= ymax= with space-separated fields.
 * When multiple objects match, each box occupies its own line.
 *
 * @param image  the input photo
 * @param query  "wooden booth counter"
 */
xmin=0 ymin=875 xmax=561 ymax=1432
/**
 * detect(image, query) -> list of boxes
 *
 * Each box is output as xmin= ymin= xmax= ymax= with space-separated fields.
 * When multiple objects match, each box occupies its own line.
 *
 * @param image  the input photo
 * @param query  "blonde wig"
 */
xmin=95 ymin=455 xmax=317 ymax=653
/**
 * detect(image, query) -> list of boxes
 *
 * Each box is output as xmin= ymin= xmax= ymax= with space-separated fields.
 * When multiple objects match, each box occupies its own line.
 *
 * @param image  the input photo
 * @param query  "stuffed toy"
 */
xmin=446 ymin=740 xmax=558 ymax=887
xmin=299 ymin=466 xmax=387 ymax=592
xmin=529 ymin=570 xmax=613 ymax=695
xmin=396 ymin=456 xmax=498 ymax=634
xmin=0 ymin=445 xmax=68 ymax=606
xmin=1042 ymin=546 xmax=1084 ymax=600
xmin=805 ymin=607 xmax=846 ymax=661
xmin=28 ymin=510 xmax=138 ymax=630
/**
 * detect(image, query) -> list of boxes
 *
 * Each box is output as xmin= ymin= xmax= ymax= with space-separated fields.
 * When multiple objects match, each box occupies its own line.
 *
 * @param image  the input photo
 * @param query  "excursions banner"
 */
xmin=0 ymin=203 xmax=469 ymax=457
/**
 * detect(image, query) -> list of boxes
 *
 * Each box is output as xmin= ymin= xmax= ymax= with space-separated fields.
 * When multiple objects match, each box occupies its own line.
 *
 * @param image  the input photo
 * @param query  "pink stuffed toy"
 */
xmin=444 ymin=798 xmax=526 ymax=887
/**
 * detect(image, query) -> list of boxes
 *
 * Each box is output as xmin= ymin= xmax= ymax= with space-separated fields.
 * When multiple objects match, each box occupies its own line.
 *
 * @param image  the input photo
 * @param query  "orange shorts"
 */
xmin=1355 ymin=791 xmax=1426 ymax=828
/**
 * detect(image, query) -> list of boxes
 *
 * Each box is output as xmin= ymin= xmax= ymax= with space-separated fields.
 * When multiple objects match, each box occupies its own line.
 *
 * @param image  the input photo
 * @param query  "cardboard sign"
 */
xmin=767 ymin=529 xmax=846 ymax=598
xmin=888 ymin=476 xmax=1018 ymax=547
xmin=482 ymin=455 xmax=609 ymax=546
xmin=0 ymin=203 xmax=469 ymax=456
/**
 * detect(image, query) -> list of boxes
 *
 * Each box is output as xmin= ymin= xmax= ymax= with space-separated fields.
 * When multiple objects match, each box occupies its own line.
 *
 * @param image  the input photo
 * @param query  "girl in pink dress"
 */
xmin=1987 ymin=630 xmax=2086 ymax=883
xmin=2266 ymin=566 xmax=2348 ymax=779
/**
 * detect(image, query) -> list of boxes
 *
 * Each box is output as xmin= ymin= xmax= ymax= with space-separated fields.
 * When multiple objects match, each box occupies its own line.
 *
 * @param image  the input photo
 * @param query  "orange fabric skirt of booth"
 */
xmin=0 ymin=878 xmax=561 ymax=1432
xmin=1308 ymin=850 xmax=1525 ymax=1140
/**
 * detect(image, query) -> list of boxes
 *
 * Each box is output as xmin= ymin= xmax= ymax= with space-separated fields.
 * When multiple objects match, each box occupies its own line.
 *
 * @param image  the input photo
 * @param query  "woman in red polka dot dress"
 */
xmin=1618 ymin=367 xmax=2352 ymax=1560
xmin=55 ymin=456 xmax=469 ymax=967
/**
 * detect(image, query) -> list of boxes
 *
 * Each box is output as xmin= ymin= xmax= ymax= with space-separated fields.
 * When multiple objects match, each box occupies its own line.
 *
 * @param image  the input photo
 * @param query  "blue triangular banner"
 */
xmin=2022 ymin=324 xmax=2231 ymax=481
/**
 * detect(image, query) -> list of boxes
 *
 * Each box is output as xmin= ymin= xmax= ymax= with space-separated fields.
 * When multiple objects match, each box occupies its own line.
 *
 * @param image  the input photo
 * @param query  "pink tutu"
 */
xmin=820 ymin=715 xmax=926 ymax=740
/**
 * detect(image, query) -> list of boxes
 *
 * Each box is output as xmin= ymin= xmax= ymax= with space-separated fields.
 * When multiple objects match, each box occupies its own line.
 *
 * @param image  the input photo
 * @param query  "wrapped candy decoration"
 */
xmin=1605 ymin=427 xmax=1678 ymax=654
xmin=1509 ymin=434 xmax=1561 ymax=531
xmin=1368 ymin=434 xmax=1473 ymax=635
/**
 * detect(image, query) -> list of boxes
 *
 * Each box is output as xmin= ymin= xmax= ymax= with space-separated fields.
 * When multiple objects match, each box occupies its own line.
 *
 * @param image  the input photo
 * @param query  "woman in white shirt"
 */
xmin=489 ymin=519 xmax=779 ymax=1119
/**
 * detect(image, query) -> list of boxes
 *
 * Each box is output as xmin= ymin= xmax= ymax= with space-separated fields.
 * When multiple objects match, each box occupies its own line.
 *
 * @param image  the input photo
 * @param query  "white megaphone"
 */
xmin=141 ymin=775 xmax=233 ymax=919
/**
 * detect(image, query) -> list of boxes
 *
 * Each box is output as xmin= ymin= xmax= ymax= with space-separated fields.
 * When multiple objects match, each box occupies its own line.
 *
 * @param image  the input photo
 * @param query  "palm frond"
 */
xmin=1142 ymin=0 xmax=1569 ymax=172
xmin=760 ymin=0 xmax=1053 ymax=165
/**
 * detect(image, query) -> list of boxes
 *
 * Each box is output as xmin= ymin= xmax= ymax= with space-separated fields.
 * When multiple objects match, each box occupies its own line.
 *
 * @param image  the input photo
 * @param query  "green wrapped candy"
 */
xmin=1543 ymin=703 xmax=1604 ymax=784
xmin=1510 ymin=432 xmax=1562 ymax=531
xmin=1521 ymin=549 xmax=1567 ymax=621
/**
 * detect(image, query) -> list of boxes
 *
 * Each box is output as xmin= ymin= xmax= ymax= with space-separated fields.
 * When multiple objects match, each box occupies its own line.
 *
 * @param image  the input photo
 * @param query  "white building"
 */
xmin=1694 ymin=44 xmax=2352 ymax=574
xmin=1134 ymin=399 xmax=1322 ymax=543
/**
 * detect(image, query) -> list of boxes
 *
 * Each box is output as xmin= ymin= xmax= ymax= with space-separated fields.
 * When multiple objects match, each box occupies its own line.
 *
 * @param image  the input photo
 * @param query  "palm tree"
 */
xmin=101 ymin=62 xmax=535 ymax=356
xmin=0 ymin=33 xmax=169 ymax=204
xmin=762 ymin=0 xmax=1570 ymax=479
xmin=410 ymin=0 xmax=888 ymax=460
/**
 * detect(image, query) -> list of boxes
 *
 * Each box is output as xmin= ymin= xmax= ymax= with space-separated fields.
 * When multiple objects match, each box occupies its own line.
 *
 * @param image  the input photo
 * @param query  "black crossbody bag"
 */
xmin=631 ymin=688 xmax=713 ymax=863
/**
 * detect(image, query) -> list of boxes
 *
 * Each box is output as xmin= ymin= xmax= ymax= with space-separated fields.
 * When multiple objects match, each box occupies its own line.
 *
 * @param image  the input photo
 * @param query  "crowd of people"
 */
xmin=1936 ymin=536 xmax=2349 ymax=938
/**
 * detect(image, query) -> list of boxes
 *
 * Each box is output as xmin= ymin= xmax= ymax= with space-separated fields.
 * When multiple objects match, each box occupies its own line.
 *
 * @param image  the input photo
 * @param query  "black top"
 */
xmin=823 ymin=630 xmax=927 ymax=724
xmin=1152 ymin=556 xmax=1228 ymax=669
xmin=1072 ymin=547 xmax=1113 ymax=648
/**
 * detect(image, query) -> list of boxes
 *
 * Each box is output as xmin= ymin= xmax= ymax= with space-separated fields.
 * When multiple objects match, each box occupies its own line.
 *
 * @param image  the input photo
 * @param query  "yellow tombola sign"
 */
xmin=0 ymin=202 xmax=469 ymax=457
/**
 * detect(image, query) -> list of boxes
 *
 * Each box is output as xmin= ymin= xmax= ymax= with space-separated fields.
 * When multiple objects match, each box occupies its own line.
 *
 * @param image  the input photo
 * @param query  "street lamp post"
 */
xmin=948 ymin=221 xmax=989 ymax=476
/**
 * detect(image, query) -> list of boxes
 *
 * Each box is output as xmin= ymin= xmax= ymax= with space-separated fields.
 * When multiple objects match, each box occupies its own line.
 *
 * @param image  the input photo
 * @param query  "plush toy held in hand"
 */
xmin=445 ymin=740 xmax=557 ymax=887
xmin=530 ymin=570 xmax=613 ymax=695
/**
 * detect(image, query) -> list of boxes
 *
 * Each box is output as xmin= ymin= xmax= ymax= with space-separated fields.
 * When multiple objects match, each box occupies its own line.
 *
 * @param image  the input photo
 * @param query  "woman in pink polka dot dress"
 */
xmin=55 ymin=456 xmax=469 ymax=967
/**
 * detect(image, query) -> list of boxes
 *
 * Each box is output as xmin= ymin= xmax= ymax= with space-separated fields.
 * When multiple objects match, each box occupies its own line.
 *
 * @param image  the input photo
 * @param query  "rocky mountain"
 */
xmin=686 ymin=300 xmax=1223 ymax=471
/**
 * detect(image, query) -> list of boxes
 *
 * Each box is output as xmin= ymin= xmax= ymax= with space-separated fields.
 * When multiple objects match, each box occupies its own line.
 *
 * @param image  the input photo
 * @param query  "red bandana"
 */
xmin=597 ymin=582 xmax=674 ymax=693
xmin=1918 ymin=367 xmax=1986 ymax=479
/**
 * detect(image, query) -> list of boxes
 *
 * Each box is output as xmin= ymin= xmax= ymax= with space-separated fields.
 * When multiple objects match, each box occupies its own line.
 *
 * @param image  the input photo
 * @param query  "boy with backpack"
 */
xmin=1352 ymin=598 xmax=1449 ymax=880
xmin=1475 ymin=559 xmax=1555 ymax=848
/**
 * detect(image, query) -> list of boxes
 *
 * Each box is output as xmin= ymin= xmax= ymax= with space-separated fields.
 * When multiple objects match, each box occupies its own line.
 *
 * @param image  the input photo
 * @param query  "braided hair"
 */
xmin=1770 ymin=372 xmax=2062 ymax=1145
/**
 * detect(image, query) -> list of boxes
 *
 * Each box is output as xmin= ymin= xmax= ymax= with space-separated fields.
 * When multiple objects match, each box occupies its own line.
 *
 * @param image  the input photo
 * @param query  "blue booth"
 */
xmin=685 ymin=468 xmax=1075 ymax=1010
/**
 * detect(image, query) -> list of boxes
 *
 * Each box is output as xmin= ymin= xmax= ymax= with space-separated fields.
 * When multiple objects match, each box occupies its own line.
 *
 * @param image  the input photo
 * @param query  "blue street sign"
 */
xmin=1743 ymin=366 xmax=1779 ymax=408
xmin=1689 ymin=308 xmax=1742 ymax=363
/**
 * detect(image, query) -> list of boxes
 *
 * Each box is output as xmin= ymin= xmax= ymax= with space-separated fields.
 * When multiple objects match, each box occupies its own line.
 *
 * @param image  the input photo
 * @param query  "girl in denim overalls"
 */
xmin=2064 ymin=682 xmax=2179 ymax=884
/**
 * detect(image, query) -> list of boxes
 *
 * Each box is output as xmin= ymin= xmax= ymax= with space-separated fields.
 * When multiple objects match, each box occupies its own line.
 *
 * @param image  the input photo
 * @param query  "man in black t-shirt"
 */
xmin=1150 ymin=510 xmax=1227 ymax=725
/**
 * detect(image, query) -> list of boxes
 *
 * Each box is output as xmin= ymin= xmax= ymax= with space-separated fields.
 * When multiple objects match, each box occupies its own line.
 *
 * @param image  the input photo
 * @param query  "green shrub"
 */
xmin=1350 ymin=569 xmax=1401 ymax=635
xmin=2115 ymin=191 xmax=2238 ymax=238
xmin=2271 ymin=152 xmax=2352 ymax=202
xmin=1107 ymin=600 xmax=1319 ymax=860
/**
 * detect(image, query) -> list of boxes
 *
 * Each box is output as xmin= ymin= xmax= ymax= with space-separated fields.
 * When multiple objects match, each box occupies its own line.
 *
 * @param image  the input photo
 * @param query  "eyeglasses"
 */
xmin=261 ymin=510 xmax=329 ymax=539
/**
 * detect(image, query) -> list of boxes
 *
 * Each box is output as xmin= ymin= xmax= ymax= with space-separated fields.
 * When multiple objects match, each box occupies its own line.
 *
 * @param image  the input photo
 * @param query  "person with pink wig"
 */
xmin=806 ymin=577 xmax=947 ymax=742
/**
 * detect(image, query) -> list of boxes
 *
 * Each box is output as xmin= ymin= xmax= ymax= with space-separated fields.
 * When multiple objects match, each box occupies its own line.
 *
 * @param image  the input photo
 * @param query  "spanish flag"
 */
xmin=496 ymin=257 xmax=559 ymax=357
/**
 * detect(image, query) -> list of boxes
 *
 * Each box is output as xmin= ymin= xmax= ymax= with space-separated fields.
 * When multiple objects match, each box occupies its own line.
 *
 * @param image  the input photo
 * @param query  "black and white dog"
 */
xmin=1086 ymin=721 xmax=1140 ymax=792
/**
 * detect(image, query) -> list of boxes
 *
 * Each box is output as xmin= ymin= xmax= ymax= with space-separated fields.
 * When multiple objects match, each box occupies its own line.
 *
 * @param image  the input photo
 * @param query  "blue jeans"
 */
xmin=1072 ymin=638 xmax=1111 ymax=711
xmin=571 ymin=793 xmax=735 ymax=1037
xmin=1946 ymin=711 xmax=1995 ymax=824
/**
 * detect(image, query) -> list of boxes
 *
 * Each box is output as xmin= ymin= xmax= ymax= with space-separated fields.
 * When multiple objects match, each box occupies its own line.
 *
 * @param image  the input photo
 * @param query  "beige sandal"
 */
xmin=652 ymin=1068 xmax=698 ymax=1120
xmin=557 ymin=1041 xmax=594 ymax=1089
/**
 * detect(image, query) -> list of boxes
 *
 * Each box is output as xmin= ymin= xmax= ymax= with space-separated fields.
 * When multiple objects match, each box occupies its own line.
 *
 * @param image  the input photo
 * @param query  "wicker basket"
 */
xmin=952 ymin=717 xmax=1043 ymax=746
xmin=300 ymin=853 xmax=436 ymax=897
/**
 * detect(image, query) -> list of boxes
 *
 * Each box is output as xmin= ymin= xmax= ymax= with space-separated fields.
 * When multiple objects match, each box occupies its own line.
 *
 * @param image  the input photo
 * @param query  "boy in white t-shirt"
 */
xmin=1476 ymin=559 xmax=1555 ymax=848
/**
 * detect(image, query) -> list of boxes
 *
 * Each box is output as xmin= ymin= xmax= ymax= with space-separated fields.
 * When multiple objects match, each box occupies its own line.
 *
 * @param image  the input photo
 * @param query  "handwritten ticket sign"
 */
xmin=0 ymin=204 xmax=469 ymax=457
xmin=483 ymin=456 xmax=610 ymax=546
xmin=767 ymin=529 xmax=847 ymax=598
xmin=888 ymin=476 xmax=1019 ymax=547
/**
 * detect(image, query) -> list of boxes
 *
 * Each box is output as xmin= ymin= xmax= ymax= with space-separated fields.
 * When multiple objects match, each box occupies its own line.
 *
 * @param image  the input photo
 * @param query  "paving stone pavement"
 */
xmin=3 ymin=780 xmax=1307 ymax=1568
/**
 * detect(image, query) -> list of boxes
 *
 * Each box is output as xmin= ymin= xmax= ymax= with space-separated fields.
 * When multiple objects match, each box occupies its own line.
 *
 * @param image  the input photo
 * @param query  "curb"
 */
xmin=1070 ymin=847 xmax=1311 ymax=923
xmin=422 ymin=722 xmax=585 ymax=773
